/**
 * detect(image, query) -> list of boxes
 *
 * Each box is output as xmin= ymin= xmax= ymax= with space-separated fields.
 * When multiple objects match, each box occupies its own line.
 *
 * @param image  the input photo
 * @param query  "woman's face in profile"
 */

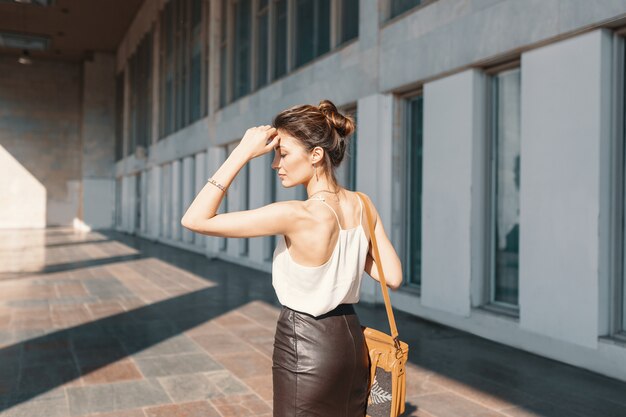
xmin=272 ymin=129 xmax=311 ymax=187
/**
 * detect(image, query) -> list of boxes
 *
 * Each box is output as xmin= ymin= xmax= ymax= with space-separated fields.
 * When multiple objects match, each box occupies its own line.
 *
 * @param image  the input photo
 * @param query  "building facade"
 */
xmin=2 ymin=0 xmax=626 ymax=382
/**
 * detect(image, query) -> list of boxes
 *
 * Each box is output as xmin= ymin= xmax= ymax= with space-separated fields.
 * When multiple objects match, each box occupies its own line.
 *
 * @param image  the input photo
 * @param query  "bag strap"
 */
xmin=355 ymin=191 xmax=400 ymax=344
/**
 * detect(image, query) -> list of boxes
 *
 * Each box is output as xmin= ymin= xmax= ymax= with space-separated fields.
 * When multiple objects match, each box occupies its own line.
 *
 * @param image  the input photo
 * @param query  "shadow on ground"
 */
xmin=0 ymin=228 xmax=625 ymax=416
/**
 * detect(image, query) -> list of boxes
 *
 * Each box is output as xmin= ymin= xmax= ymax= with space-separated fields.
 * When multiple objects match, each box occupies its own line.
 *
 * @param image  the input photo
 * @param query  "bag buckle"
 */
xmin=393 ymin=336 xmax=403 ymax=358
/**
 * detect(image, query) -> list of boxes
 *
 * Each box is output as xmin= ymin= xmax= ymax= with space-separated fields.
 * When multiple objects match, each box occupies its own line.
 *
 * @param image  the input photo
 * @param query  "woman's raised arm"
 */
xmin=181 ymin=125 xmax=285 ymax=237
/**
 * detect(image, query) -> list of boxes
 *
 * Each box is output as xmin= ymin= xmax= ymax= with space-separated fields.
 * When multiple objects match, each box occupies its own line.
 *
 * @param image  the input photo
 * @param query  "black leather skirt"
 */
xmin=272 ymin=303 xmax=370 ymax=417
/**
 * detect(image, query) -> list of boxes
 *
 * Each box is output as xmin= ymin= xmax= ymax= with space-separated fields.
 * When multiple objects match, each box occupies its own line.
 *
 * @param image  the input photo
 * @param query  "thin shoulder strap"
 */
xmin=355 ymin=191 xmax=401 ymax=344
xmin=308 ymin=196 xmax=342 ymax=229
xmin=357 ymin=193 xmax=364 ymax=226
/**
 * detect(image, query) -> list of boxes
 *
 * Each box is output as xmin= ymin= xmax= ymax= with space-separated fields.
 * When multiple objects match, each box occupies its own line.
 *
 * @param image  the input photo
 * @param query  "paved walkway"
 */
xmin=0 ymin=228 xmax=625 ymax=417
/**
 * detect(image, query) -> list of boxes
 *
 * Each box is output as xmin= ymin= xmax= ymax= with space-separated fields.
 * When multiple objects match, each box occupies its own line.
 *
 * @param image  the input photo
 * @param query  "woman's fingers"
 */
xmin=243 ymin=125 xmax=276 ymax=150
xmin=265 ymin=128 xmax=277 ymax=138
xmin=266 ymin=135 xmax=277 ymax=145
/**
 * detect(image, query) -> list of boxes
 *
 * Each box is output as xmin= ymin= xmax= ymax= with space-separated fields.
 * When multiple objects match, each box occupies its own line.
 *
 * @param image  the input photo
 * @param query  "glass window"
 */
xmin=256 ymin=0 xmax=269 ymax=89
xmin=161 ymin=0 xmax=175 ymax=136
xmin=138 ymin=33 xmax=152 ymax=150
xmin=140 ymin=171 xmax=149 ymax=233
xmin=128 ymin=53 xmax=137 ymax=155
xmin=115 ymin=178 xmax=123 ymax=227
xmin=159 ymin=0 xmax=207 ymax=133
xmin=128 ymin=33 xmax=153 ymax=152
xmin=132 ymin=41 xmax=140 ymax=150
xmin=219 ymin=45 xmax=228 ymax=107
xmin=622 ymin=43 xmax=626 ymax=333
xmin=221 ymin=0 xmax=229 ymax=46
xmin=165 ymin=76 xmax=174 ymax=135
xmin=190 ymin=51 xmax=202 ymax=120
xmin=175 ymin=0 xmax=188 ymax=130
xmin=172 ymin=159 xmax=184 ymax=241
xmin=233 ymin=0 xmax=252 ymax=100
xmin=295 ymin=0 xmax=330 ymax=68
xmin=134 ymin=174 xmax=142 ymax=233
xmin=161 ymin=163 xmax=172 ymax=239
xmin=220 ymin=0 xmax=230 ymax=107
xmin=273 ymin=0 xmax=288 ymax=79
xmin=182 ymin=157 xmax=196 ymax=244
xmin=390 ymin=0 xmax=422 ymax=20
xmin=115 ymin=72 xmax=124 ymax=161
xmin=190 ymin=0 xmax=203 ymax=121
xmin=147 ymin=34 xmax=153 ymax=147
xmin=339 ymin=0 xmax=359 ymax=45
xmin=405 ymin=95 xmax=423 ymax=287
xmin=192 ymin=0 xmax=202 ymax=27
xmin=489 ymin=68 xmax=521 ymax=308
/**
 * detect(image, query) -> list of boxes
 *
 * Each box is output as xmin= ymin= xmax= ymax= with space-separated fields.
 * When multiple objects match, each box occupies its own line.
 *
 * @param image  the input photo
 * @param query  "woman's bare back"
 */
xmin=282 ymin=189 xmax=372 ymax=268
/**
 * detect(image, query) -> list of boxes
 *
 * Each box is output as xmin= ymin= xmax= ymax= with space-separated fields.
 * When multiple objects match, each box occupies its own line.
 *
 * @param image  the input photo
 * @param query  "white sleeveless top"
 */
xmin=272 ymin=194 xmax=370 ymax=317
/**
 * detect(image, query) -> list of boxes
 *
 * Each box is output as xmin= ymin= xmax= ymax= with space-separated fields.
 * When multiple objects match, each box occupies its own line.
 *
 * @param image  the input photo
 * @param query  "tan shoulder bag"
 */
xmin=355 ymin=191 xmax=409 ymax=417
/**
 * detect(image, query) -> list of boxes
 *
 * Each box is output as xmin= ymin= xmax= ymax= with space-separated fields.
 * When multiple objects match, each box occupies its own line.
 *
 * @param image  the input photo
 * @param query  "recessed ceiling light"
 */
xmin=0 ymin=0 xmax=55 ymax=5
xmin=0 ymin=31 xmax=50 ymax=50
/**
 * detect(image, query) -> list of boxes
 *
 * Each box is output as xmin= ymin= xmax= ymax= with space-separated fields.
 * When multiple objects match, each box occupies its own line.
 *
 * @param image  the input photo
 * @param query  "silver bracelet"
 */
xmin=207 ymin=178 xmax=227 ymax=195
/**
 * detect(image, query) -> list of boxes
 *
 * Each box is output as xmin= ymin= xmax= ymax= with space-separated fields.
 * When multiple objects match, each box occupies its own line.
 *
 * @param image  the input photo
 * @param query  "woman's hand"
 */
xmin=236 ymin=125 xmax=279 ymax=160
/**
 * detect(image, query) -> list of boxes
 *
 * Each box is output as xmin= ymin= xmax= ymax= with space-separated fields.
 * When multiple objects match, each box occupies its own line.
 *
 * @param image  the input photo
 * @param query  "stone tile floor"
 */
xmin=1 ymin=227 xmax=626 ymax=416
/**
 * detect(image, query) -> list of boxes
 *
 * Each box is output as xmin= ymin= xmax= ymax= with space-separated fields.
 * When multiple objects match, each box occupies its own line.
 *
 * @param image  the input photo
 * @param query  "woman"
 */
xmin=181 ymin=99 xmax=403 ymax=416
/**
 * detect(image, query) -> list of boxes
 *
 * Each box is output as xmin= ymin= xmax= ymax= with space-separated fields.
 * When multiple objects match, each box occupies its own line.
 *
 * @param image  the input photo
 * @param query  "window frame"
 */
xmin=115 ymin=177 xmax=123 ymax=228
xmin=483 ymin=60 xmax=522 ymax=317
xmin=613 ymin=29 xmax=626 ymax=340
xmin=115 ymin=71 xmax=125 ymax=161
xmin=293 ymin=0 xmax=331 ymax=69
xmin=128 ymin=50 xmax=137 ymax=155
xmin=254 ymin=0 xmax=270 ymax=89
xmin=219 ymin=0 xmax=359 ymax=107
xmin=337 ymin=0 xmax=359 ymax=45
xmin=160 ymin=0 xmax=175 ymax=137
xmin=232 ymin=0 xmax=253 ymax=100
xmin=382 ymin=0 xmax=438 ymax=27
xmin=127 ymin=30 xmax=153 ymax=156
xmin=396 ymin=87 xmax=424 ymax=291
xmin=219 ymin=0 xmax=234 ymax=107
xmin=159 ymin=0 xmax=209 ymax=138
xmin=173 ymin=0 xmax=185 ymax=131
xmin=189 ymin=0 xmax=207 ymax=121
xmin=271 ymin=0 xmax=289 ymax=82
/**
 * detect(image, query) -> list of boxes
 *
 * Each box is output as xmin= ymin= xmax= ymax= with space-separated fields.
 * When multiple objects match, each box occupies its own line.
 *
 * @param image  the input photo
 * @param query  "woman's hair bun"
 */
xmin=317 ymin=99 xmax=355 ymax=138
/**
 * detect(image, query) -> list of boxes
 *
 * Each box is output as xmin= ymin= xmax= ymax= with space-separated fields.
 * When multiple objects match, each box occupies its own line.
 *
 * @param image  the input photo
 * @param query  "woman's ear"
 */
xmin=311 ymin=146 xmax=324 ymax=164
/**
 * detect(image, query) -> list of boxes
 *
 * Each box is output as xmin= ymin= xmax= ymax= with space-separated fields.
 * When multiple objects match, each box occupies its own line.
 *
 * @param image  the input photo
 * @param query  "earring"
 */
xmin=314 ymin=163 xmax=319 ymax=181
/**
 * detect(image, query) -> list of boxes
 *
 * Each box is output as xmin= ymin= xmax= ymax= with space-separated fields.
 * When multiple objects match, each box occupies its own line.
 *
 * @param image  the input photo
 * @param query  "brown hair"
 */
xmin=272 ymin=99 xmax=356 ymax=187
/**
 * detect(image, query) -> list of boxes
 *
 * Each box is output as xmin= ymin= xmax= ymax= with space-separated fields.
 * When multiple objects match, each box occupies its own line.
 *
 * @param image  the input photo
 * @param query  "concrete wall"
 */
xmin=81 ymin=53 xmax=117 ymax=230
xmin=0 ymin=56 xmax=82 ymax=228
xmin=519 ymin=29 xmax=614 ymax=349
xmin=378 ymin=0 xmax=626 ymax=91
xmin=0 ymin=52 xmax=117 ymax=230
xmin=421 ymin=69 xmax=486 ymax=317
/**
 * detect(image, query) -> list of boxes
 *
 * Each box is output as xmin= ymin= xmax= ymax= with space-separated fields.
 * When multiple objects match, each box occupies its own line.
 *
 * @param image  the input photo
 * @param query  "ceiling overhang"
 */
xmin=0 ymin=0 xmax=144 ymax=62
